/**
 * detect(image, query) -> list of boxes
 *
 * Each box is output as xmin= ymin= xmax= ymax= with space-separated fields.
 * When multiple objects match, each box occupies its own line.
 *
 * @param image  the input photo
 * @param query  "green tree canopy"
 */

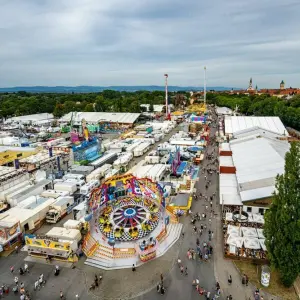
xmin=264 ymin=142 xmax=300 ymax=287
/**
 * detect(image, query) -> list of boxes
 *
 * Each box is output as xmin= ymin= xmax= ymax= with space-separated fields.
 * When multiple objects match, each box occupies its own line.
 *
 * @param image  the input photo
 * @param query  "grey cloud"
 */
xmin=0 ymin=0 xmax=300 ymax=87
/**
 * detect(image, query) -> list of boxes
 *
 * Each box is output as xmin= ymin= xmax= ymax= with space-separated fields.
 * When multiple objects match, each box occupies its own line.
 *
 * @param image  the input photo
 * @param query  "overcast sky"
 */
xmin=1 ymin=0 xmax=300 ymax=88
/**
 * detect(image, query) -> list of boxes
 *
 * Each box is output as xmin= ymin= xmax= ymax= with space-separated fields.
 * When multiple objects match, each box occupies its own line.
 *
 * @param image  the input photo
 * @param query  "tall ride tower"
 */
xmin=164 ymin=74 xmax=170 ymax=120
xmin=204 ymin=66 xmax=207 ymax=105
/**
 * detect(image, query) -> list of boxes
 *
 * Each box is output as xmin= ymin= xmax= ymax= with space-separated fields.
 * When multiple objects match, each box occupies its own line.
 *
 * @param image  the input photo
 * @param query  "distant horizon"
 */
xmin=0 ymin=85 xmax=238 ymax=93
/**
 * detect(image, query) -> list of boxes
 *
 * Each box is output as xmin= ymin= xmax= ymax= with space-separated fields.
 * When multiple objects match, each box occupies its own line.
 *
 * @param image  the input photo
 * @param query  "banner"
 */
xmin=25 ymin=236 xmax=71 ymax=251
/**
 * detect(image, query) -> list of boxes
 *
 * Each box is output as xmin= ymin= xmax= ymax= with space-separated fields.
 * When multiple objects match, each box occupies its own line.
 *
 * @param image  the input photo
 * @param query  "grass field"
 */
xmin=234 ymin=261 xmax=298 ymax=300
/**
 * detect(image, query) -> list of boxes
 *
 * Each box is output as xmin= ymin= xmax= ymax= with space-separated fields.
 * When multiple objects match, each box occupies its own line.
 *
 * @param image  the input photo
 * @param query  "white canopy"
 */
xmin=256 ymin=228 xmax=265 ymax=239
xmin=252 ymin=214 xmax=265 ymax=224
xmin=227 ymin=225 xmax=241 ymax=236
xmin=243 ymin=238 xmax=261 ymax=250
xmin=259 ymin=239 xmax=267 ymax=251
xmin=241 ymin=226 xmax=258 ymax=238
xmin=227 ymin=235 xmax=244 ymax=248
xmin=225 ymin=212 xmax=234 ymax=222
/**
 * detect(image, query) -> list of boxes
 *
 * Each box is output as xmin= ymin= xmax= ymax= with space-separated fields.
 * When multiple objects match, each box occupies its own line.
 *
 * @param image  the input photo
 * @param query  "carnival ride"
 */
xmin=89 ymin=174 xmax=164 ymax=242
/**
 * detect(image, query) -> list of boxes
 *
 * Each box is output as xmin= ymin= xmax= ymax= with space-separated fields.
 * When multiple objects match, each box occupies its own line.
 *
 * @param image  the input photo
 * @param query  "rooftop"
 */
xmin=60 ymin=112 xmax=141 ymax=124
xmin=230 ymin=136 xmax=289 ymax=202
xmin=170 ymin=193 xmax=190 ymax=207
xmin=5 ymin=113 xmax=54 ymax=124
xmin=224 ymin=116 xmax=287 ymax=136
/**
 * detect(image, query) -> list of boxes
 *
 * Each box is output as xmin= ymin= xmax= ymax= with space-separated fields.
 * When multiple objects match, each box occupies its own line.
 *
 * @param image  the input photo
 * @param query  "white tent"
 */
xmin=259 ymin=239 xmax=267 ymax=251
xmin=241 ymin=227 xmax=258 ymax=238
xmin=227 ymin=235 xmax=244 ymax=248
xmin=256 ymin=228 xmax=265 ymax=239
xmin=252 ymin=214 xmax=265 ymax=224
xmin=225 ymin=212 xmax=234 ymax=222
xmin=247 ymin=213 xmax=254 ymax=222
xmin=243 ymin=238 xmax=261 ymax=250
xmin=227 ymin=225 xmax=241 ymax=236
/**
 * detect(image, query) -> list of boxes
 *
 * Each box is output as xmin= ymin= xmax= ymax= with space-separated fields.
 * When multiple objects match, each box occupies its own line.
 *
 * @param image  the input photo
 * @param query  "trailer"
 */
xmin=86 ymin=164 xmax=112 ymax=182
xmin=89 ymin=153 xmax=118 ymax=169
xmin=146 ymin=164 xmax=169 ymax=182
xmin=145 ymin=155 xmax=160 ymax=164
xmin=72 ymin=201 xmax=88 ymax=221
xmin=63 ymin=173 xmax=85 ymax=182
xmin=133 ymin=142 xmax=151 ymax=157
xmin=125 ymin=141 xmax=142 ymax=153
xmin=54 ymin=182 xmax=77 ymax=194
xmin=113 ymin=153 xmax=133 ymax=168
xmin=80 ymin=180 xmax=100 ymax=197
xmin=40 ymin=190 xmax=71 ymax=198
xmin=105 ymin=168 xmax=119 ymax=179
xmin=69 ymin=165 xmax=94 ymax=176
xmin=46 ymin=227 xmax=82 ymax=243
xmin=170 ymin=140 xmax=196 ymax=146
xmin=45 ymin=196 xmax=75 ymax=223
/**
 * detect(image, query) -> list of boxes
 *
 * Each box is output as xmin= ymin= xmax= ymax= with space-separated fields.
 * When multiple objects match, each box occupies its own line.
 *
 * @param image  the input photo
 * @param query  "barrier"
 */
xmin=156 ymin=228 xmax=167 ymax=242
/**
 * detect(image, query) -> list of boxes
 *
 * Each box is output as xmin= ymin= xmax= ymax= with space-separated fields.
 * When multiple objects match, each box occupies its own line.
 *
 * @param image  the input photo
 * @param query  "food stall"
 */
xmin=139 ymin=236 xmax=157 ymax=262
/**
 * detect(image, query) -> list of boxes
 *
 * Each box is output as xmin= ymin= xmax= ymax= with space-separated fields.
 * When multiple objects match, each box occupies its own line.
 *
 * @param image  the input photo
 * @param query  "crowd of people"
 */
xmin=172 ymin=108 xmax=228 ymax=300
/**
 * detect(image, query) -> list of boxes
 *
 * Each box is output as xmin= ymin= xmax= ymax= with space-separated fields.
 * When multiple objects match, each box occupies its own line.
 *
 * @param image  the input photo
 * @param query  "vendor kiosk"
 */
xmin=139 ymin=236 xmax=157 ymax=262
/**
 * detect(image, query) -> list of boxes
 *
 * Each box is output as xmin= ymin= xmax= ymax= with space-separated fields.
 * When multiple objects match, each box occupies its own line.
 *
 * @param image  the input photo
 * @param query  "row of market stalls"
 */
xmin=224 ymin=213 xmax=267 ymax=261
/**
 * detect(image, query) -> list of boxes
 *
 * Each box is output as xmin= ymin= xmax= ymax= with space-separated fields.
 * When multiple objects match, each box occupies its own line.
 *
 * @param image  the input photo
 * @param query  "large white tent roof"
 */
xmin=230 ymin=137 xmax=289 ymax=202
xmin=6 ymin=113 xmax=54 ymax=124
xmin=60 ymin=112 xmax=140 ymax=124
xmin=224 ymin=116 xmax=287 ymax=136
xmin=216 ymin=107 xmax=233 ymax=115
xmin=219 ymin=174 xmax=242 ymax=206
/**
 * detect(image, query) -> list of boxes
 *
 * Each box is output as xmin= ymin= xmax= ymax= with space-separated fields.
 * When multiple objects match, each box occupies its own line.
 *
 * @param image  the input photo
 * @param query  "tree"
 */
xmin=264 ymin=142 xmax=300 ymax=287
xmin=149 ymin=102 xmax=154 ymax=112
xmin=84 ymin=103 xmax=94 ymax=112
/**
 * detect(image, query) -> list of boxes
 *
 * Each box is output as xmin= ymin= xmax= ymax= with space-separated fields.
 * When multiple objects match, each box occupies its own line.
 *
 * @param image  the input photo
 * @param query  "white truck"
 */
xmin=45 ymin=196 xmax=75 ymax=223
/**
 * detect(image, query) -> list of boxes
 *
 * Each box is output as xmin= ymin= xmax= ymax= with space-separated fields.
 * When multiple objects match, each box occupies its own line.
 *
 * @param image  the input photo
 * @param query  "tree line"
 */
xmin=0 ymin=90 xmax=299 ymax=131
xmin=0 ymin=90 xmax=189 ymax=119
xmin=206 ymin=92 xmax=300 ymax=131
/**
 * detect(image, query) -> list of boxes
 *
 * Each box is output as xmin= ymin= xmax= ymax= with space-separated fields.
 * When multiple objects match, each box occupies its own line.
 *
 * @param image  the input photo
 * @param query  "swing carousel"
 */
xmin=89 ymin=174 xmax=164 ymax=242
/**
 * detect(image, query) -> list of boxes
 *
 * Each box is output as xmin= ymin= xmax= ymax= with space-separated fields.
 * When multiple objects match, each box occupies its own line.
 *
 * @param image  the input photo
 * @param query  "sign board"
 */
xmin=25 ymin=236 xmax=71 ymax=252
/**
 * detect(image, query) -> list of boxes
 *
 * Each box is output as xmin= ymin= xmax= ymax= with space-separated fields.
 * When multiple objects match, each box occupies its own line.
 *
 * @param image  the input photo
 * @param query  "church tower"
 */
xmin=280 ymin=80 xmax=285 ymax=90
xmin=247 ymin=77 xmax=254 ymax=91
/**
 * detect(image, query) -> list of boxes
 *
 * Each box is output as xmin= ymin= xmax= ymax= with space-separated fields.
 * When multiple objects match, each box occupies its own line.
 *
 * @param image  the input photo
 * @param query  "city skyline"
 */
xmin=1 ymin=0 xmax=300 ymax=88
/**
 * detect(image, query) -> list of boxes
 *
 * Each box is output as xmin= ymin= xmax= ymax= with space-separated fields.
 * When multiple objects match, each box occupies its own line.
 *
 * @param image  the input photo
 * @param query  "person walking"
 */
xmin=60 ymin=291 xmax=64 ymax=299
xmin=156 ymin=283 xmax=161 ymax=293
xmin=132 ymin=264 xmax=136 ymax=272
xmin=10 ymin=266 xmax=14 ymax=273
xmin=180 ymin=265 xmax=184 ymax=275
xmin=24 ymin=263 xmax=29 ymax=273
xmin=185 ymin=267 xmax=188 ymax=276
xmin=94 ymin=274 xmax=98 ymax=287
xmin=14 ymin=276 xmax=19 ymax=286
xmin=177 ymin=258 xmax=181 ymax=266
